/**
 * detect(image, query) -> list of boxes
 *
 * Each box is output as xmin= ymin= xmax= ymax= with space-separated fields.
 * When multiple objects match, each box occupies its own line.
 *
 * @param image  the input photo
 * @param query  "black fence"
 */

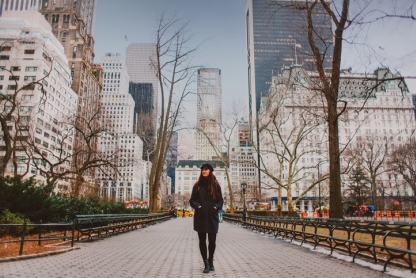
xmin=0 ymin=220 xmax=75 ymax=256
xmin=0 ymin=212 xmax=174 ymax=257
xmin=224 ymin=213 xmax=416 ymax=273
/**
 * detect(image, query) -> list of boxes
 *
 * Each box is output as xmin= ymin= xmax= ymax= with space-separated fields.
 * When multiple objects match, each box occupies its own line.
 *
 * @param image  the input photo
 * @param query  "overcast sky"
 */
xmin=94 ymin=0 xmax=247 ymax=158
xmin=93 ymin=0 xmax=416 ymax=159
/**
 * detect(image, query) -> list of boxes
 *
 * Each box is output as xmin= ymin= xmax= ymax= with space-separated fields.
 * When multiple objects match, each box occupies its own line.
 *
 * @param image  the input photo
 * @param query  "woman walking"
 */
xmin=190 ymin=163 xmax=223 ymax=273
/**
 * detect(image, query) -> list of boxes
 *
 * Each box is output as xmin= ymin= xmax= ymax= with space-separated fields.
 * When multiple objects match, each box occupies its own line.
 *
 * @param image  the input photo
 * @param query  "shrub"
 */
xmin=0 ymin=176 xmax=53 ymax=223
xmin=0 ymin=177 xmax=148 ymax=223
xmin=0 ymin=209 xmax=33 ymax=236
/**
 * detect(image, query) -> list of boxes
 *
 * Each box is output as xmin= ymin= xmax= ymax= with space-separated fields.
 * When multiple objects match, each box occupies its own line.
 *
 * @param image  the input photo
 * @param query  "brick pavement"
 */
xmin=0 ymin=217 xmax=413 ymax=278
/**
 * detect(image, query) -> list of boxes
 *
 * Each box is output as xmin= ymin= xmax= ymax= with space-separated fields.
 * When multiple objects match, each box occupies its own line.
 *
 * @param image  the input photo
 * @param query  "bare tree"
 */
xmin=135 ymin=112 xmax=156 ymax=161
xmin=147 ymin=15 xmax=200 ymax=213
xmin=388 ymin=138 xmax=416 ymax=195
xmin=344 ymin=135 xmax=390 ymax=208
xmin=266 ymin=0 xmax=415 ymax=217
xmin=257 ymin=78 xmax=330 ymax=214
xmin=25 ymin=108 xmax=129 ymax=197
xmin=0 ymin=40 xmax=51 ymax=177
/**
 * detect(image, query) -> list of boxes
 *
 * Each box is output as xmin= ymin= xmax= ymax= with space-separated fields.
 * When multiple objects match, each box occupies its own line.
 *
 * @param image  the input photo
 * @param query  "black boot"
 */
xmin=203 ymin=259 xmax=210 ymax=273
xmin=208 ymin=258 xmax=215 ymax=271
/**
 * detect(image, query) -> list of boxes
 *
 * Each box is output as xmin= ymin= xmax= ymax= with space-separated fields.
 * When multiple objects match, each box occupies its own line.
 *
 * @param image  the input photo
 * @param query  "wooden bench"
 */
xmin=76 ymin=218 xmax=110 ymax=241
xmin=75 ymin=213 xmax=174 ymax=241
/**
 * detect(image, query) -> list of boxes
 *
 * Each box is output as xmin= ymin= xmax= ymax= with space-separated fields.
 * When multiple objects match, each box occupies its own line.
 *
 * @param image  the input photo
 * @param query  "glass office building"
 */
xmin=246 ymin=0 xmax=333 ymax=191
xmin=246 ymin=0 xmax=333 ymax=119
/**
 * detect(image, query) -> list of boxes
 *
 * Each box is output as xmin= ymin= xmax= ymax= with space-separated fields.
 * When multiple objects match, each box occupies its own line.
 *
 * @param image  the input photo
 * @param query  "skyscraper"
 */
xmin=128 ymin=82 xmax=154 ymax=160
xmin=246 ymin=0 xmax=333 ymax=123
xmin=0 ymin=11 xmax=78 ymax=194
xmin=98 ymin=53 xmax=145 ymax=202
xmin=125 ymin=43 xmax=158 ymax=124
xmin=126 ymin=43 xmax=158 ymax=161
xmin=40 ymin=0 xmax=103 ymax=187
xmin=195 ymin=68 xmax=222 ymax=160
xmin=246 ymin=0 xmax=333 ymax=191
xmin=0 ymin=0 xmax=41 ymax=16
xmin=100 ymin=53 xmax=135 ymax=134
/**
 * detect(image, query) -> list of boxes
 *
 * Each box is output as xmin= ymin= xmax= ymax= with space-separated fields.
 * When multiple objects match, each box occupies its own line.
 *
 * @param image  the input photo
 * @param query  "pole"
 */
xmin=243 ymin=188 xmax=246 ymax=222
xmin=318 ymin=164 xmax=321 ymax=209
xmin=295 ymin=43 xmax=297 ymax=65
xmin=318 ymin=164 xmax=322 ymax=217
xmin=19 ymin=218 xmax=27 ymax=256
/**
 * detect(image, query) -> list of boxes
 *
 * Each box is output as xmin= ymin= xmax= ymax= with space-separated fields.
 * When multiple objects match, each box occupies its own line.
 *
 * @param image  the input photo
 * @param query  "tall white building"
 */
xmin=258 ymin=65 xmax=416 ymax=212
xmin=97 ymin=53 xmax=145 ymax=202
xmin=195 ymin=68 xmax=222 ymax=160
xmin=0 ymin=0 xmax=41 ymax=16
xmin=100 ymin=53 xmax=135 ymax=134
xmin=0 ymin=11 xmax=78 ymax=194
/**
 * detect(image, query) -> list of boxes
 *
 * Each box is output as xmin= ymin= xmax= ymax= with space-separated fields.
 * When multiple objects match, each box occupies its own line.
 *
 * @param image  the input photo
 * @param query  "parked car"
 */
xmin=174 ymin=208 xmax=194 ymax=217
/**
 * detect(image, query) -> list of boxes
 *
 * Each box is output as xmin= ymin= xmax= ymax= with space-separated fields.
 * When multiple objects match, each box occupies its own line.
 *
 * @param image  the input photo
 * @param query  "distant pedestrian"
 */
xmin=182 ymin=208 xmax=186 ymax=218
xmin=190 ymin=163 xmax=223 ymax=274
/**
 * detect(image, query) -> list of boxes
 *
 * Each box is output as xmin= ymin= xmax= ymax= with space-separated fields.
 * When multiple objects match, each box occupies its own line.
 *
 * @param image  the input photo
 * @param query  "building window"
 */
xmin=9 ymin=75 xmax=20 ymax=80
xmin=0 ymin=55 xmax=10 ymax=60
xmin=24 ymin=76 xmax=36 ymax=81
xmin=0 ymin=46 xmax=11 ymax=52
xmin=25 ymin=66 xmax=37 ymax=72
xmin=24 ymin=49 xmax=35 ymax=54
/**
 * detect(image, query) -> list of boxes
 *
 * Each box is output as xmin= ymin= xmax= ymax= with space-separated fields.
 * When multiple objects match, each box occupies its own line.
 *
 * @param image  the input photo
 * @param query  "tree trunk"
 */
xmin=277 ymin=185 xmax=282 ymax=216
xmin=0 ymin=118 xmax=12 ymax=177
xmin=327 ymin=101 xmax=343 ymax=218
xmin=371 ymin=174 xmax=377 ymax=209
xmin=287 ymin=185 xmax=293 ymax=213
xmin=225 ymin=169 xmax=234 ymax=213
xmin=73 ymin=175 xmax=83 ymax=198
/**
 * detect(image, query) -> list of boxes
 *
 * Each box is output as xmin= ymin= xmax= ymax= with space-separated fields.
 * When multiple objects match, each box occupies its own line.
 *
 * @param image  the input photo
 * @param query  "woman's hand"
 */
xmin=214 ymin=207 xmax=217 ymax=209
xmin=198 ymin=206 xmax=201 ymax=209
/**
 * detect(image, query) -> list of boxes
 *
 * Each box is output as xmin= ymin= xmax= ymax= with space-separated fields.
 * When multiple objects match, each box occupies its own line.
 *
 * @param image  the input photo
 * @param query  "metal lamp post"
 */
xmin=168 ymin=196 xmax=172 ymax=210
xmin=318 ymin=165 xmax=321 ymax=216
xmin=241 ymin=182 xmax=247 ymax=222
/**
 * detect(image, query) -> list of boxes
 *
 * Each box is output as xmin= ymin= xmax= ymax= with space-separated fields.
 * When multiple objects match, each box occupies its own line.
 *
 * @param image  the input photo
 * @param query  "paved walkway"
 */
xmin=0 ymin=217 xmax=413 ymax=278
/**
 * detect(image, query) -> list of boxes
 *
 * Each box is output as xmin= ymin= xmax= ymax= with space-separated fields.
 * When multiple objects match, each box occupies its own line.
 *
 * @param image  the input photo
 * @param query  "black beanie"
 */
xmin=200 ymin=163 xmax=214 ymax=172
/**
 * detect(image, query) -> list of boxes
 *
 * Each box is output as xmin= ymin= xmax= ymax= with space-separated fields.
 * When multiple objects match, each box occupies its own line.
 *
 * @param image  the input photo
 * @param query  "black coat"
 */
xmin=189 ymin=180 xmax=223 ymax=234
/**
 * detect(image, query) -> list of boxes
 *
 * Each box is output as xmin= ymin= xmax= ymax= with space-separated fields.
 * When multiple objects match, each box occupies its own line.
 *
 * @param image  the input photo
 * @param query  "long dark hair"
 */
xmin=195 ymin=170 xmax=219 ymax=201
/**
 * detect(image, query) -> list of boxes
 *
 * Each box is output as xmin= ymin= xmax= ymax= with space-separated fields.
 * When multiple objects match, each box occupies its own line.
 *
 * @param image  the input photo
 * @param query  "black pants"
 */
xmin=197 ymin=232 xmax=216 ymax=262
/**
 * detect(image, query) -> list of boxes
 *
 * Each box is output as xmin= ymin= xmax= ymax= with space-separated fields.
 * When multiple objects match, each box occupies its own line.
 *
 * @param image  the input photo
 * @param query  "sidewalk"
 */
xmin=0 ymin=217 xmax=412 ymax=277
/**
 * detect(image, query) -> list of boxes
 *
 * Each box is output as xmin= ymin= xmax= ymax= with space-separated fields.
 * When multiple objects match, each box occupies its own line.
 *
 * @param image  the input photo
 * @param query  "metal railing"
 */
xmin=224 ymin=213 xmax=416 ymax=273
xmin=0 ymin=212 xmax=174 ymax=257
xmin=0 ymin=220 xmax=75 ymax=256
